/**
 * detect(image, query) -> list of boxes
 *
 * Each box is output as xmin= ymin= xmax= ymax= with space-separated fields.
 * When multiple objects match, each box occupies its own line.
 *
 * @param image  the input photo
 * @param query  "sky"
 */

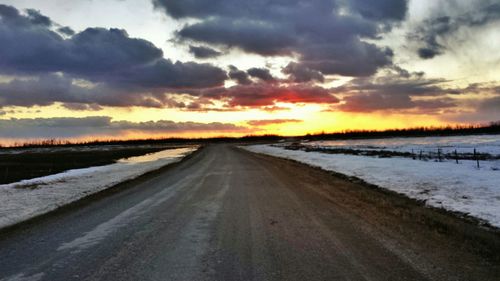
xmin=0 ymin=0 xmax=499 ymax=144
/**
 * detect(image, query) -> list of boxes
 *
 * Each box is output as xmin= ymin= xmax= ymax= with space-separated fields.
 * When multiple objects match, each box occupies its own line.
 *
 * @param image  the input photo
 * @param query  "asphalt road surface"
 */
xmin=0 ymin=145 xmax=499 ymax=281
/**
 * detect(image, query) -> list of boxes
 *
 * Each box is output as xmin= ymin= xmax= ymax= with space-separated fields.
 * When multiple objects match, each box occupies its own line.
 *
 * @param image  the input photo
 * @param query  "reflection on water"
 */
xmin=118 ymin=147 xmax=197 ymax=164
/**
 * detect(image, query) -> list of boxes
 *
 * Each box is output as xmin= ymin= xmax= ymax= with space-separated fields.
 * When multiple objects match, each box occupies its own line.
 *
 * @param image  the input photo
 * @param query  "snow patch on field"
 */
xmin=244 ymin=144 xmax=500 ymax=228
xmin=0 ymin=147 xmax=198 ymax=230
xmin=306 ymin=134 xmax=500 ymax=155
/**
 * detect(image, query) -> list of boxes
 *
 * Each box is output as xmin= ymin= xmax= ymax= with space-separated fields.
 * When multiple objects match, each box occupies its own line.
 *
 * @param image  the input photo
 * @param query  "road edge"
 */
xmin=238 ymin=145 xmax=500 ymax=233
xmin=0 ymin=146 xmax=205 ymax=236
xmin=238 ymin=146 xmax=500 ymax=261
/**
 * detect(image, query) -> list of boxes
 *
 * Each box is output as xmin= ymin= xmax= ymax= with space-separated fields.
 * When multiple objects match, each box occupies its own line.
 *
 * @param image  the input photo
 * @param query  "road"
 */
xmin=0 ymin=145 xmax=499 ymax=281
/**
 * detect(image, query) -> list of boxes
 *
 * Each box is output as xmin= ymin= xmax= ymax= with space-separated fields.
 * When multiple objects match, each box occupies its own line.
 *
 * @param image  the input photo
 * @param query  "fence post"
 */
xmin=474 ymin=148 xmax=480 ymax=168
xmin=455 ymin=149 xmax=459 ymax=164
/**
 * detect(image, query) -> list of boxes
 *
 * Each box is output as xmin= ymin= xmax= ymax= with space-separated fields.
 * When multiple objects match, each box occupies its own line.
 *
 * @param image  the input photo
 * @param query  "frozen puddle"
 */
xmin=0 ymin=147 xmax=198 ymax=230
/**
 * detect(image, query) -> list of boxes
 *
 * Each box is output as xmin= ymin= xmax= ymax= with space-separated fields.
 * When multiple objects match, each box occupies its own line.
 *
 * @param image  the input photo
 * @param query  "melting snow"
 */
xmin=0 ymin=147 xmax=198 ymax=230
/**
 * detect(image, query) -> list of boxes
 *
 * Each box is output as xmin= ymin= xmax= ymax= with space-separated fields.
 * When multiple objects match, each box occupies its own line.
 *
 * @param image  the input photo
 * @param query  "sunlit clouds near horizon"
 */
xmin=0 ymin=0 xmax=499 ymax=143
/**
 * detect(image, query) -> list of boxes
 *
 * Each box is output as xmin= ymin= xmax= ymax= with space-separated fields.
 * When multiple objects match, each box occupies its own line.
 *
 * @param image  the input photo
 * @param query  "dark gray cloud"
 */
xmin=178 ymin=18 xmax=296 ymax=56
xmin=228 ymin=65 xmax=251 ymax=85
xmin=0 ymin=68 xmax=336 ymax=110
xmin=0 ymin=116 xmax=250 ymax=139
xmin=246 ymin=119 xmax=302 ymax=126
xmin=413 ymin=2 xmax=500 ymax=59
xmin=0 ymin=4 xmax=226 ymax=89
xmin=479 ymin=96 xmax=500 ymax=111
xmin=222 ymin=83 xmax=339 ymax=107
xmin=335 ymin=75 xmax=450 ymax=97
xmin=347 ymin=0 xmax=408 ymax=21
xmin=154 ymin=0 xmax=407 ymax=77
xmin=282 ymin=62 xmax=324 ymax=83
xmin=0 ymin=74 xmax=211 ymax=109
xmin=189 ymin=45 xmax=222 ymax=59
xmin=417 ymin=47 xmax=440 ymax=60
xmin=176 ymin=82 xmax=339 ymax=108
xmin=0 ymin=6 xmax=159 ymax=76
xmin=0 ymin=74 xmax=94 ymax=108
xmin=336 ymin=77 xmax=500 ymax=114
xmin=57 ymin=26 xmax=75 ymax=36
xmin=299 ymin=41 xmax=394 ymax=77
xmin=61 ymin=103 xmax=103 ymax=111
xmin=115 ymin=59 xmax=227 ymax=89
xmin=339 ymin=93 xmax=456 ymax=113
xmin=0 ymin=4 xmax=229 ymax=110
xmin=334 ymin=73 xmax=460 ymax=112
xmin=25 ymin=9 xmax=52 ymax=26
xmin=246 ymin=68 xmax=276 ymax=82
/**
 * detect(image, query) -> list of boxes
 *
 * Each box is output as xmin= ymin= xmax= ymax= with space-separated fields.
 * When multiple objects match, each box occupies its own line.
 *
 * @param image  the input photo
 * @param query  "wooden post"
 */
xmin=455 ymin=149 xmax=459 ymax=164
xmin=419 ymin=150 xmax=423 ymax=160
xmin=438 ymin=148 xmax=442 ymax=162
xmin=474 ymin=148 xmax=480 ymax=168
xmin=412 ymin=149 xmax=415 ymax=160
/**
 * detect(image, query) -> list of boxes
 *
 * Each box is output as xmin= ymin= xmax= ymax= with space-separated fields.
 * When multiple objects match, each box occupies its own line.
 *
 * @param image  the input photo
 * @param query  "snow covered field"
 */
xmin=0 ymin=146 xmax=198 ymax=230
xmin=305 ymin=134 xmax=500 ymax=156
xmin=244 ymin=143 xmax=500 ymax=228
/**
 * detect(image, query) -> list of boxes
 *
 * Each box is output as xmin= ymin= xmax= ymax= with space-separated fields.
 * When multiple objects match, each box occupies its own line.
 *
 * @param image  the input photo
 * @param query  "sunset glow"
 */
xmin=0 ymin=0 xmax=499 ymax=144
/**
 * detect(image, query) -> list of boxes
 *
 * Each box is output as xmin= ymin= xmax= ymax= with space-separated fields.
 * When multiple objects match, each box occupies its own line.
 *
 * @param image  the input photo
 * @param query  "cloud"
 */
xmin=228 ymin=65 xmax=251 ymax=85
xmin=228 ymin=66 xmax=276 ymax=85
xmin=57 ymin=26 xmax=75 ymax=36
xmin=417 ymin=48 xmax=440 ymax=59
xmin=154 ymin=0 xmax=408 ymax=77
xmin=224 ymin=83 xmax=339 ymax=107
xmin=261 ymin=106 xmax=291 ymax=112
xmin=412 ymin=1 xmax=500 ymax=59
xmin=0 ymin=70 xmax=339 ymax=110
xmin=246 ymin=119 xmax=302 ymax=126
xmin=441 ymin=89 xmax=500 ymax=123
xmin=0 ymin=73 xmax=226 ymax=109
xmin=247 ymin=68 xmax=276 ymax=82
xmin=480 ymin=96 xmax=500 ymax=111
xmin=0 ymin=4 xmax=227 ymax=89
xmin=334 ymin=73 xmax=460 ymax=112
xmin=117 ymin=59 xmax=227 ymax=88
xmin=0 ymin=4 xmax=231 ymax=110
xmin=176 ymin=82 xmax=339 ymax=109
xmin=339 ymin=93 xmax=456 ymax=113
xmin=25 ymin=9 xmax=52 ymax=26
xmin=0 ymin=74 xmax=93 ymax=108
xmin=282 ymin=62 xmax=324 ymax=83
xmin=0 ymin=74 xmax=156 ymax=108
xmin=0 ymin=116 xmax=250 ymax=139
xmin=61 ymin=103 xmax=103 ymax=111
xmin=347 ymin=0 xmax=408 ymax=21
xmin=334 ymin=74 xmax=500 ymax=114
xmin=177 ymin=17 xmax=296 ymax=56
xmin=188 ymin=45 xmax=222 ymax=59
xmin=0 ymin=6 xmax=159 ymax=76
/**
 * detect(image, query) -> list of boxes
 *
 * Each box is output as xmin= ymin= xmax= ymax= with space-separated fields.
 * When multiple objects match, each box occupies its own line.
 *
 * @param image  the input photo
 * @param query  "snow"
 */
xmin=244 ymin=144 xmax=500 ymax=228
xmin=0 ymin=147 xmax=198 ymax=230
xmin=305 ymin=134 xmax=500 ymax=156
